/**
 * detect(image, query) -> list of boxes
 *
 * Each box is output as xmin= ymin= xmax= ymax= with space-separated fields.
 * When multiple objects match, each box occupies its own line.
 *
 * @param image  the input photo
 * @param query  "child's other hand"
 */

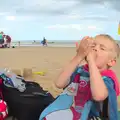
xmin=76 ymin=36 xmax=93 ymax=61
xmin=86 ymin=50 xmax=97 ymax=62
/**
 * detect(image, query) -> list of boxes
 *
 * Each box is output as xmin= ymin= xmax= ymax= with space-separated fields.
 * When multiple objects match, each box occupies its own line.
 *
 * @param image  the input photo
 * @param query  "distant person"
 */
xmin=33 ymin=40 xmax=36 ymax=44
xmin=5 ymin=35 xmax=11 ymax=48
xmin=42 ymin=37 xmax=47 ymax=46
xmin=0 ymin=31 xmax=4 ymax=45
xmin=18 ymin=41 xmax=20 ymax=47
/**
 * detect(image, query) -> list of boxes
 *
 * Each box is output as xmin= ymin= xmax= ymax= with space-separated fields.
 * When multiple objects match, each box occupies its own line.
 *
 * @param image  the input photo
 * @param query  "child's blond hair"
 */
xmin=96 ymin=34 xmax=120 ymax=58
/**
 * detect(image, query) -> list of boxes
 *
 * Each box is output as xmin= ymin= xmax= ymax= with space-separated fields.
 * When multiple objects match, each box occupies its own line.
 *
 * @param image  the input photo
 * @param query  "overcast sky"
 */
xmin=0 ymin=0 xmax=120 ymax=41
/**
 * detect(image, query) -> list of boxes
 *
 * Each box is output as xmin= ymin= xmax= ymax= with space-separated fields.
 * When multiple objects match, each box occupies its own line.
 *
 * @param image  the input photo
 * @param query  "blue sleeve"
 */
xmin=103 ymin=76 xmax=115 ymax=90
xmin=103 ymin=76 xmax=118 ymax=120
xmin=89 ymin=77 xmax=118 ymax=120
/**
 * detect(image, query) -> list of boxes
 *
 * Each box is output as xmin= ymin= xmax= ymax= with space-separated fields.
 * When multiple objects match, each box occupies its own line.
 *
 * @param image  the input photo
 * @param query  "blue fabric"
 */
xmin=39 ymin=66 xmax=118 ymax=120
xmin=104 ymin=77 xmax=118 ymax=120
xmin=39 ymin=94 xmax=73 ymax=120
xmin=89 ymin=77 xmax=118 ymax=120
xmin=80 ymin=101 xmax=93 ymax=120
xmin=89 ymin=102 xmax=100 ymax=117
xmin=39 ymin=67 xmax=83 ymax=120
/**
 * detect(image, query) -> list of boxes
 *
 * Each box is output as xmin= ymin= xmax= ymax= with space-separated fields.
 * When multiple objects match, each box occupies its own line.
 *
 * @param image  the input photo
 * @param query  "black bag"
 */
xmin=3 ymin=81 xmax=54 ymax=120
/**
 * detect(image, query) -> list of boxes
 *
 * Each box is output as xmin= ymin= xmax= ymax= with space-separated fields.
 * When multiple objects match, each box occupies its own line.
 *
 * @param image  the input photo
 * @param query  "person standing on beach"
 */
xmin=18 ymin=41 xmax=20 ymax=47
xmin=42 ymin=37 xmax=47 ymax=46
xmin=0 ymin=32 xmax=4 ymax=46
xmin=4 ymin=35 xmax=11 ymax=48
xmin=33 ymin=40 xmax=36 ymax=44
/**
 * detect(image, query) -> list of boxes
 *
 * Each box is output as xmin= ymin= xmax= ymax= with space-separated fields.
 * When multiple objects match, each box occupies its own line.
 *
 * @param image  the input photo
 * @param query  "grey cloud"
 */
xmin=76 ymin=0 xmax=120 ymax=11
xmin=80 ymin=17 xmax=109 ymax=21
xmin=79 ymin=0 xmax=104 ymax=4
xmin=72 ymin=15 xmax=120 ymax=22
xmin=0 ymin=0 xmax=120 ymax=19
xmin=15 ymin=7 xmax=69 ymax=16
xmin=0 ymin=0 xmax=78 ymax=16
xmin=77 ymin=0 xmax=117 ymax=4
xmin=84 ymin=17 xmax=118 ymax=22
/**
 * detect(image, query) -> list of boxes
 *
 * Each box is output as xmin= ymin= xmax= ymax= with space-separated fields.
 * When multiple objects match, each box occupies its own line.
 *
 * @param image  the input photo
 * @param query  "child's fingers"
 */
xmin=82 ymin=36 xmax=90 ymax=41
xmin=79 ymin=36 xmax=90 ymax=45
xmin=85 ymin=45 xmax=93 ymax=55
xmin=77 ymin=36 xmax=93 ymax=54
xmin=82 ymin=38 xmax=93 ymax=50
xmin=75 ymin=42 xmax=79 ymax=51
xmin=85 ymin=37 xmax=94 ymax=49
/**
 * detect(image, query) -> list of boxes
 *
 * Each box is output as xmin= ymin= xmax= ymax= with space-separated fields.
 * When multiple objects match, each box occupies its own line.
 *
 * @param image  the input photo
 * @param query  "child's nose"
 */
xmin=93 ymin=45 xmax=99 ymax=52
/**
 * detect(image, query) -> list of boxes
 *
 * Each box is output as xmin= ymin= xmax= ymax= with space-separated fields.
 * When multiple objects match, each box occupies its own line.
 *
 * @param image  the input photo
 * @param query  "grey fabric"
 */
xmin=4 ymin=75 xmax=26 ymax=92
xmin=0 ymin=69 xmax=26 ymax=92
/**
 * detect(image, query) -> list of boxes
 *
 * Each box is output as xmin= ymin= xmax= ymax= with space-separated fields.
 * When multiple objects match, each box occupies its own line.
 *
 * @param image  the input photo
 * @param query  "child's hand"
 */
xmin=76 ymin=36 xmax=93 ymax=61
xmin=86 ymin=50 xmax=96 ymax=62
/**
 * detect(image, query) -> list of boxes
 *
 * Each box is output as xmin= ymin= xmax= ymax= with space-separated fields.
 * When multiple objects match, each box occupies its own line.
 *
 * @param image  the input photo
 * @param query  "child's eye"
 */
xmin=101 ymin=48 xmax=105 ymax=50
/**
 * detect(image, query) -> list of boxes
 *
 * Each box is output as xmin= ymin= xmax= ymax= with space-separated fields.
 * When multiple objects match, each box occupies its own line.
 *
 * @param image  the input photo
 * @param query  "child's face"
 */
xmin=91 ymin=36 xmax=116 ymax=69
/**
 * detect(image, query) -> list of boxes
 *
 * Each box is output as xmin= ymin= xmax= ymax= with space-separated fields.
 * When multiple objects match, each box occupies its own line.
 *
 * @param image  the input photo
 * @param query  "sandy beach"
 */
xmin=0 ymin=47 xmax=76 ymax=97
xmin=0 ymin=46 xmax=120 ymax=109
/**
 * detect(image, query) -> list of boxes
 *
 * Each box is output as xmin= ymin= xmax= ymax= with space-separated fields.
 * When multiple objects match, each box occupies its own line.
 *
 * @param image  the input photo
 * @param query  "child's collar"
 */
xmin=83 ymin=64 xmax=109 ymax=73
xmin=83 ymin=64 xmax=119 ymax=96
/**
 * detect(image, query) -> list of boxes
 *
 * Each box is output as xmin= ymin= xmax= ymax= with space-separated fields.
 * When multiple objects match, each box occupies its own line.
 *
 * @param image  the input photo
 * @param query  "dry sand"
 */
xmin=0 ymin=46 xmax=120 ymax=108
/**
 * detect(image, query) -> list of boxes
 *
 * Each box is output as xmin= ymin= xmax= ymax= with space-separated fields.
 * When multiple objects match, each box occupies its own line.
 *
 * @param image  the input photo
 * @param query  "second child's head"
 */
xmin=91 ymin=34 xmax=119 ymax=70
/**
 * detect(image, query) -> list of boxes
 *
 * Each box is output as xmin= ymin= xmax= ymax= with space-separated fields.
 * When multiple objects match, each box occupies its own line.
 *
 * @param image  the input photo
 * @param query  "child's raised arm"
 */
xmin=54 ymin=56 xmax=82 ymax=89
xmin=55 ymin=36 xmax=93 ymax=89
xmin=87 ymin=52 xmax=108 ymax=101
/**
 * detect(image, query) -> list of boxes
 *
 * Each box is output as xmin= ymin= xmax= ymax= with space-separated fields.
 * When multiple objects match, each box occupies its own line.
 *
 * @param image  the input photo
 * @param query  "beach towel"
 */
xmin=39 ymin=65 xmax=119 ymax=120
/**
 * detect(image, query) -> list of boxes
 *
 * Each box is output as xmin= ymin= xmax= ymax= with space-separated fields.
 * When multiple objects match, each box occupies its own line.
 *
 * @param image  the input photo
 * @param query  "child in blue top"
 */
xmin=40 ymin=34 xmax=120 ymax=120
